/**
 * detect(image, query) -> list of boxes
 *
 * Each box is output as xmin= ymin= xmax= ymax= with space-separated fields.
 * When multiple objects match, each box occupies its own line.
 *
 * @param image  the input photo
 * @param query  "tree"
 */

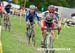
xmin=3 ymin=0 xmax=75 ymax=10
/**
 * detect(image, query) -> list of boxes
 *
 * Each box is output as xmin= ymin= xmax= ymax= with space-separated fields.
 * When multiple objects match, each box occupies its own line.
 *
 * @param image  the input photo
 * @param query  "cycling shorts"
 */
xmin=41 ymin=21 xmax=55 ymax=31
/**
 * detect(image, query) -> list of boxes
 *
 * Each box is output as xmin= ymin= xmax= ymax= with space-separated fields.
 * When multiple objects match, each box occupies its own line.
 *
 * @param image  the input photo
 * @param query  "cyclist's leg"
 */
xmin=51 ymin=30 xmax=55 ymax=40
xmin=8 ymin=20 xmax=10 ymax=32
xmin=41 ymin=30 xmax=46 ymax=42
xmin=4 ymin=15 xmax=8 ymax=31
xmin=30 ymin=22 xmax=35 ymax=36
xmin=41 ymin=21 xmax=47 ymax=46
xmin=26 ymin=21 xmax=30 ymax=38
xmin=6 ymin=13 xmax=10 ymax=31
xmin=30 ymin=21 xmax=35 ymax=37
xmin=26 ymin=21 xmax=31 ymax=44
xmin=50 ymin=23 xmax=55 ymax=40
xmin=30 ymin=21 xmax=36 ymax=46
xmin=4 ymin=11 xmax=10 ymax=31
xmin=26 ymin=21 xmax=30 ymax=31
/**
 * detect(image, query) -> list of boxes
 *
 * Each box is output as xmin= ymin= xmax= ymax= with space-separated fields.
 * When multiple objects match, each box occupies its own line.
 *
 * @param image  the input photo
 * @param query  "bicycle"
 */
xmin=43 ymin=28 xmax=57 ymax=53
xmin=4 ymin=14 xmax=11 ymax=32
xmin=26 ymin=24 xmax=35 ymax=46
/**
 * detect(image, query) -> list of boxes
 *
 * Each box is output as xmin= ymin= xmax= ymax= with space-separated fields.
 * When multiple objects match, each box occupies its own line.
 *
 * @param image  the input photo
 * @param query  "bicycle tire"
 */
xmin=26 ymin=28 xmax=31 ymax=45
xmin=49 ymin=36 xmax=55 ymax=53
xmin=32 ymin=34 xmax=35 ymax=46
xmin=45 ymin=34 xmax=55 ymax=53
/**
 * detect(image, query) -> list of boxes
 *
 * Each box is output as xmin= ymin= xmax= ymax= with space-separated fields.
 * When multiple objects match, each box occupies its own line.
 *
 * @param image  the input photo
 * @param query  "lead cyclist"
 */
xmin=40 ymin=5 xmax=61 ymax=46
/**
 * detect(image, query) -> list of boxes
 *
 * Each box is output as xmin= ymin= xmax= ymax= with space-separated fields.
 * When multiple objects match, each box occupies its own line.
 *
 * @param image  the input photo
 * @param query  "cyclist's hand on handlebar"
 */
xmin=58 ymin=20 xmax=61 ymax=31
xmin=58 ymin=27 xmax=62 ymax=35
xmin=58 ymin=27 xmax=62 ymax=31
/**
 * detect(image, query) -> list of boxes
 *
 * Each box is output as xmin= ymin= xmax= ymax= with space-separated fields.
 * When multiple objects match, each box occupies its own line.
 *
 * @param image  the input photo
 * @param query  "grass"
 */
xmin=1 ymin=15 xmax=75 ymax=53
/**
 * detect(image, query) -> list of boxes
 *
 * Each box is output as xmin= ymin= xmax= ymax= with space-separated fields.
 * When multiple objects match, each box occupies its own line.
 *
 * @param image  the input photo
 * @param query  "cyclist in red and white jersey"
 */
xmin=41 ymin=5 xmax=61 ymax=45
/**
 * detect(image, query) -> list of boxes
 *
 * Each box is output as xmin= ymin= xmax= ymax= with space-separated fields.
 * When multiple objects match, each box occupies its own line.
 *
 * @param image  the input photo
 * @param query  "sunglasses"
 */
xmin=49 ymin=12 xmax=54 ymax=13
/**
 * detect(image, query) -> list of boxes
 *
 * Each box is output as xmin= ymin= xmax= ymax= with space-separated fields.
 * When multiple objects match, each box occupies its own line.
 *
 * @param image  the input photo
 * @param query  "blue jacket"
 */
xmin=26 ymin=11 xmax=40 ymax=22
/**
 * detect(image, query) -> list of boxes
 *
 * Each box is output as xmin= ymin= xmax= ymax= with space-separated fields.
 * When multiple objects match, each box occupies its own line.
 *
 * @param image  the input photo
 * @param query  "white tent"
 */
xmin=2 ymin=1 xmax=20 ymax=9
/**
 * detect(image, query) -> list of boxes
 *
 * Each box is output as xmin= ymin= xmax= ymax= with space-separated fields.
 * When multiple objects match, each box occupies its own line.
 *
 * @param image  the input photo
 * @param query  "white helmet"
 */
xmin=29 ymin=5 xmax=36 ymax=10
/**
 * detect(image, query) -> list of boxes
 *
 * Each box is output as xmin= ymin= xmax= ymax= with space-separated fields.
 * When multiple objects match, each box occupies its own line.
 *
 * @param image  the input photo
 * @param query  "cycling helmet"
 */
xmin=48 ymin=5 xmax=55 ymax=13
xmin=29 ymin=5 xmax=36 ymax=10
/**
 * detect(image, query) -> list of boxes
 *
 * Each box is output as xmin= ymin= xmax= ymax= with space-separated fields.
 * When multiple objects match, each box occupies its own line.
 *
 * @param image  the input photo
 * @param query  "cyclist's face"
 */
xmin=49 ymin=8 xmax=55 ymax=13
xmin=49 ymin=12 xmax=54 ymax=17
xmin=30 ymin=9 xmax=35 ymax=13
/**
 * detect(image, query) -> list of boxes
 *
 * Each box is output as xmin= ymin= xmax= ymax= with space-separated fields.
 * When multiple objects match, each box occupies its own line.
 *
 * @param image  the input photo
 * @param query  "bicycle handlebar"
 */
xmin=44 ymin=28 xmax=58 ymax=31
xmin=45 ymin=28 xmax=60 ymax=35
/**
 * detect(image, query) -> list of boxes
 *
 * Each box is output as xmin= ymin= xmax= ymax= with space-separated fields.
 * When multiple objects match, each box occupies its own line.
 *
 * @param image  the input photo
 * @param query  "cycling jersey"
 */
xmin=41 ymin=12 xmax=59 ymax=31
xmin=26 ymin=10 xmax=40 ymax=24
xmin=43 ymin=12 xmax=59 ymax=22
xmin=5 ymin=4 xmax=11 ymax=13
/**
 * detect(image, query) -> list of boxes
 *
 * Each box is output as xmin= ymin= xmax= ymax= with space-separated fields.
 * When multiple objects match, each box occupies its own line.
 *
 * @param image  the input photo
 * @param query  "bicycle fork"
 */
xmin=46 ymin=34 xmax=54 ymax=53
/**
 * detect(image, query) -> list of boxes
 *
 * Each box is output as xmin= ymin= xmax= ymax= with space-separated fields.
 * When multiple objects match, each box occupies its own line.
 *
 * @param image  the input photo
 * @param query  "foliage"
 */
xmin=2 ymin=0 xmax=75 ymax=11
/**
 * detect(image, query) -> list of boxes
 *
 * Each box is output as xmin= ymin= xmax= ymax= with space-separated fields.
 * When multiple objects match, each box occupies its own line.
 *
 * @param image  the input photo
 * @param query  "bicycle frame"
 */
xmin=46 ymin=31 xmax=52 ymax=48
xmin=45 ymin=28 xmax=56 ymax=53
xmin=26 ymin=24 xmax=35 ymax=46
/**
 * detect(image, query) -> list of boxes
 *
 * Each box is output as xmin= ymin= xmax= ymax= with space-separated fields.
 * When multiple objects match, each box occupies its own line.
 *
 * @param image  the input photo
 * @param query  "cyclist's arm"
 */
xmin=55 ymin=15 xmax=61 ymax=27
xmin=4 ymin=5 xmax=8 ymax=14
xmin=35 ymin=12 xmax=40 ymax=21
xmin=54 ymin=14 xmax=61 ymax=27
xmin=35 ymin=12 xmax=41 ymax=26
xmin=25 ymin=11 xmax=29 ymax=22
xmin=54 ymin=15 xmax=61 ymax=35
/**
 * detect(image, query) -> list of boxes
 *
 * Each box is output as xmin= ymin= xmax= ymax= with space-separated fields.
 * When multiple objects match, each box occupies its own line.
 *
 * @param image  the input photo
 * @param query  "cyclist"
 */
xmin=26 ymin=5 xmax=40 ymax=39
xmin=41 ymin=5 xmax=61 ymax=46
xmin=4 ymin=2 xmax=12 ymax=31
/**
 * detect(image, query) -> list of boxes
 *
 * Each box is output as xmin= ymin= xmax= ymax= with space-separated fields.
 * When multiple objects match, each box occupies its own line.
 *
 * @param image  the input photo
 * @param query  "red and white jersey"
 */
xmin=43 ymin=11 xmax=59 ymax=22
